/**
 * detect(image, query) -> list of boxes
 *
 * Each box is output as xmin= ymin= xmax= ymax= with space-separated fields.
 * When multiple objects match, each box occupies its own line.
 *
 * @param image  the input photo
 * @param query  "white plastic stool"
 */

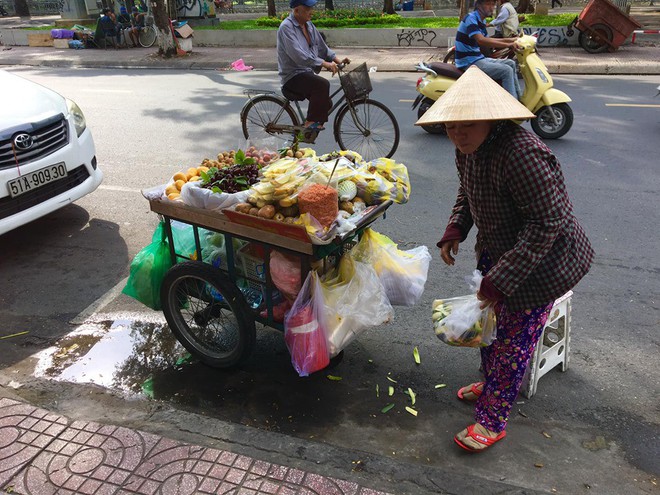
xmin=520 ymin=291 xmax=573 ymax=399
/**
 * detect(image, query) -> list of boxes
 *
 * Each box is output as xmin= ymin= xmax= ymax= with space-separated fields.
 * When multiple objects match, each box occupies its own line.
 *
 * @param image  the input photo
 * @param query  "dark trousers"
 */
xmin=283 ymin=71 xmax=331 ymax=124
xmin=551 ymin=0 xmax=562 ymax=7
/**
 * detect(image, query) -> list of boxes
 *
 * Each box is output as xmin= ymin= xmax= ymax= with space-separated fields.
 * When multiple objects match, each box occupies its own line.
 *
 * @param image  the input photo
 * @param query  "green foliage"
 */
xmin=198 ymin=12 xmax=578 ymax=31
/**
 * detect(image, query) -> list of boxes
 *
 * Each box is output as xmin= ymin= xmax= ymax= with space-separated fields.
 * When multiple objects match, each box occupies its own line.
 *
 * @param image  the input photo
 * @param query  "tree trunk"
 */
xmin=458 ymin=0 xmax=469 ymax=20
xmin=152 ymin=0 xmax=177 ymax=57
xmin=267 ymin=0 xmax=276 ymax=17
xmin=383 ymin=0 xmax=394 ymax=15
xmin=325 ymin=0 xmax=334 ymax=10
xmin=14 ymin=0 xmax=30 ymax=17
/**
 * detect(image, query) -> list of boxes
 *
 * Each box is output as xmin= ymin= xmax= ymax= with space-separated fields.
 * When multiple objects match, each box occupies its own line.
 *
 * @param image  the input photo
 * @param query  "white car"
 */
xmin=0 ymin=70 xmax=103 ymax=235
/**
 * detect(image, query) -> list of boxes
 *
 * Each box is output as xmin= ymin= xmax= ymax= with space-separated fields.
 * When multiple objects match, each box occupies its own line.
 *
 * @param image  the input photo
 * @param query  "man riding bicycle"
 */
xmin=276 ymin=0 xmax=350 ymax=131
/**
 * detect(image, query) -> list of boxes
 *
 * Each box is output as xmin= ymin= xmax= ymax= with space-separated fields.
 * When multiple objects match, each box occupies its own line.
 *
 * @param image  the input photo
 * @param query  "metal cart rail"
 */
xmin=149 ymin=198 xmax=392 ymax=370
xmin=570 ymin=0 xmax=642 ymax=53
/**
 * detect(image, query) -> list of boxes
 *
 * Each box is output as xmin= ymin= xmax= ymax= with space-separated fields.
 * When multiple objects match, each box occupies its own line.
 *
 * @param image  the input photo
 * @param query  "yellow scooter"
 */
xmin=412 ymin=33 xmax=573 ymax=139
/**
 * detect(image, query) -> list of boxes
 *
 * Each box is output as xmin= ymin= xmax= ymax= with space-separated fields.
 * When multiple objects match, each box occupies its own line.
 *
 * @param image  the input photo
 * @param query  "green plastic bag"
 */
xmin=122 ymin=222 xmax=173 ymax=310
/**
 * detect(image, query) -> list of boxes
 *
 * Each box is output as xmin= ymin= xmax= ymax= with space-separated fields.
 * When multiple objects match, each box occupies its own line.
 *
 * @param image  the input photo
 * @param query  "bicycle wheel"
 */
xmin=333 ymin=99 xmax=400 ymax=161
xmin=241 ymin=94 xmax=300 ymax=143
xmin=160 ymin=261 xmax=256 ymax=368
xmin=139 ymin=25 xmax=157 ymax=48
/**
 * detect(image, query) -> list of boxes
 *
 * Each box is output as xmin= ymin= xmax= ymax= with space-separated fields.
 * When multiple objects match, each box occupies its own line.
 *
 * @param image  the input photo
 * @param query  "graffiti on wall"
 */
xmin=522 ymin=26 xmax=577 ymax=46
xmin=397 ymin=28 xmax=438 ymax=47
xmin=177 ymin=0 xmax=214 ymax=18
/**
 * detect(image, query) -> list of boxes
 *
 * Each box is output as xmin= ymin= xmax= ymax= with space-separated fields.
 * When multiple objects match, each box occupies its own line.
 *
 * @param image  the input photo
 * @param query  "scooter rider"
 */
xmin=455 ymin=0 xmax=521 ymax=98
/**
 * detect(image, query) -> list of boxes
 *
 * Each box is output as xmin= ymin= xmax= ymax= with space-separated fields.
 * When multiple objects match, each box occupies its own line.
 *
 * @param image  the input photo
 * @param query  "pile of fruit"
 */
xmin=233 ymin=151 xmax=364 ymax=225
xmin=164 ymin=147 xmax=279 ymax=202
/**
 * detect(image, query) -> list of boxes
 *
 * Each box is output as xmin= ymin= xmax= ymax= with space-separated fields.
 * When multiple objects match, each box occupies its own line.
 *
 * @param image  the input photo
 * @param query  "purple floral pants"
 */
xmin=475 ymin=251 xmax=553 ymax=433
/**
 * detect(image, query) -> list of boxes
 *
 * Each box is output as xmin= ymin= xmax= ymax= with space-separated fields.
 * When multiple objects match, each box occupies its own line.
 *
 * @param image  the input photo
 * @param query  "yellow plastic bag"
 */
xmin=364 ymin=158 xmax=411 ymax=204
xmin=350 ymin=229 xmax=431 ymax=306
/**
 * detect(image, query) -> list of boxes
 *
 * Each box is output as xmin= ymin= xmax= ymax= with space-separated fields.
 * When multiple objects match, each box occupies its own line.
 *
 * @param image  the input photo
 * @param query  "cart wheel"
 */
xmin=160 ymin=261 xmax=256 ymax=368
xmin=579 ymin=23 xmax=613 ymax=54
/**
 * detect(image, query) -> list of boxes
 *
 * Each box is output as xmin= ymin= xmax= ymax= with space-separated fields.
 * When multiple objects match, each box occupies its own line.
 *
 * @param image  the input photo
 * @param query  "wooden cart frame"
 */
xmin=149 ymin=198 xmax=391 ymax=369
xmin=570 ymin=0 xmax=641 ymax=53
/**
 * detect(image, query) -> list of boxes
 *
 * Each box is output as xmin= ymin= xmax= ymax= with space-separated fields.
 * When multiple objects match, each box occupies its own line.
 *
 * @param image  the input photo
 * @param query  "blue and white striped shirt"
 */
xmin=455 ymin=10 xmax=487 ymax=70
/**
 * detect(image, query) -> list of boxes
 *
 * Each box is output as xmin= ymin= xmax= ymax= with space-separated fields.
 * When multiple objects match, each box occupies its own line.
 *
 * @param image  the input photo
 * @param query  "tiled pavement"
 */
xmin=0 ymin=398 xmax=390 ymax=495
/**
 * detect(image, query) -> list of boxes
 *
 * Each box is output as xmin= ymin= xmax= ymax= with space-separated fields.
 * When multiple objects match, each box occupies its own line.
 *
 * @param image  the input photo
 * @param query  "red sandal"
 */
xmin=454 ymin=424 xmax=507 ymax=453
xmin=456 ymin=381 xmax=484 ymax=402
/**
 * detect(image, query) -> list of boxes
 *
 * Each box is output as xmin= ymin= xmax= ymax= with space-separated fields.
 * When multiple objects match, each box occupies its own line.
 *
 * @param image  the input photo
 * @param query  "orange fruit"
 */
xmin=173 ymin=172 xmax=187 ymax=182
xmin=175 ymin=179 xmax=186 ymax=191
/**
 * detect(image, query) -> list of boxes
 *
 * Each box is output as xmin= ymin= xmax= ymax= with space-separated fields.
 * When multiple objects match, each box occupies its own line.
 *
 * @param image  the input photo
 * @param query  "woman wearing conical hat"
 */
xmin=418 ymin=67 xmax=594 ymax=452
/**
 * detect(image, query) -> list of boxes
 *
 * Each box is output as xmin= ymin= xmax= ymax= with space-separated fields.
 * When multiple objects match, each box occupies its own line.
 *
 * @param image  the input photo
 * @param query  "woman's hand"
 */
xmin=440 ymin=240 xmax=460 ymax=266
xmin=476 ymin=290 xmax=495 ymax=310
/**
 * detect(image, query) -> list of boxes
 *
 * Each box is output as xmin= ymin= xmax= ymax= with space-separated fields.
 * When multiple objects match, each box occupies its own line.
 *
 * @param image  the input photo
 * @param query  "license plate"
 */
xmin=8 ymin=162 xmax=68 ymax=198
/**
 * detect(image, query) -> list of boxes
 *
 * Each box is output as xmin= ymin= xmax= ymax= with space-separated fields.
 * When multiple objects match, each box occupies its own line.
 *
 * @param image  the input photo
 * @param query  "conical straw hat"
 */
xmin=415 ymin=65 xmax=535 ymax=126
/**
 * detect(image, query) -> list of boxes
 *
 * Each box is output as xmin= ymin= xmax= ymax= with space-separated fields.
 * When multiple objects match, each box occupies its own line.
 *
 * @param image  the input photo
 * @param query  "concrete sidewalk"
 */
xmin=2 ymin=43 xmax=660 ymax=73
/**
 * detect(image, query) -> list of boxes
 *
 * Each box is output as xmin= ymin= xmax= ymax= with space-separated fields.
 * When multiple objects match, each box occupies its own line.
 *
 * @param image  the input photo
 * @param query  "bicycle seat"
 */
xmin=427 ymin=63 xmax=464 ymax=79
xmin=281 ymin=87 xmax=306 ymax=102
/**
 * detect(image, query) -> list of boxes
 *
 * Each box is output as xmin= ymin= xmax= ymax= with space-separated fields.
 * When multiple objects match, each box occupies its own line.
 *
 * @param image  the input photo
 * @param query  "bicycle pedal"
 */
xmin=301 ymin=129 xmax=319 ymax=144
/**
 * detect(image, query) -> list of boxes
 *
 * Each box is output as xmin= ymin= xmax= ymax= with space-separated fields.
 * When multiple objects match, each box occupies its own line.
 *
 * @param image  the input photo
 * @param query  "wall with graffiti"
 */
xmin=522 ymin=26 xmax=579 ymax=46
xmin=176 ymin=0 xmax=216 ymax=18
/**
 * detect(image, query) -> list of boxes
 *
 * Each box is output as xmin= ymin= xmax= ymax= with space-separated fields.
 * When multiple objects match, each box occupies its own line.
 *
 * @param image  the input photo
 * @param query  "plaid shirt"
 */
xmin=446 ymin=122 xmax=594 ymax=311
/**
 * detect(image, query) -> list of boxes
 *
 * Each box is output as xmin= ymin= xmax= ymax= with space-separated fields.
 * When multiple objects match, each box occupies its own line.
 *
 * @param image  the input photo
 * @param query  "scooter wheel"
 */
xmin=417 ymin=98 xmax=446 ymax=135
xmin=531 ymin=103 xmax=573 ymax=140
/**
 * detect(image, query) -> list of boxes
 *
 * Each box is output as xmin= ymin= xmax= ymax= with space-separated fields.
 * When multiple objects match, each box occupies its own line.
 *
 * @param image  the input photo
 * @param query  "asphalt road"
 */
xmin=1 ymin=67 xmax=659 ymax=494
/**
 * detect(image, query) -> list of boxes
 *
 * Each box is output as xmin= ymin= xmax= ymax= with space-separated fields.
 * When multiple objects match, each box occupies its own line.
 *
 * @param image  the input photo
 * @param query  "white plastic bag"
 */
xmin=180 ymin=181 xmax=250 ymax=211
xmin=432 ymin=270 xmax=497 ymax=347
xmin=320 ymin=256 xmax=394 ymax=356
xmin=350 ymin=229 xmax=431 ymax=306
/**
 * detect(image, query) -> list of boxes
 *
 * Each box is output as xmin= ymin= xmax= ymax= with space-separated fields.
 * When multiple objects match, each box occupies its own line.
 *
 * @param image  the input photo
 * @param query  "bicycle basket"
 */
xmin=340 ymin=63 xmax=372 ymax=102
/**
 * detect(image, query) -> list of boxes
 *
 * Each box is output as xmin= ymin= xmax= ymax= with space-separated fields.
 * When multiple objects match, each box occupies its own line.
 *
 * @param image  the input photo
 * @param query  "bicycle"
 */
xmin=240 ymin=63 xmax=400 ymax=162
xmin=138 ymin=15 xmax=158 ymax=48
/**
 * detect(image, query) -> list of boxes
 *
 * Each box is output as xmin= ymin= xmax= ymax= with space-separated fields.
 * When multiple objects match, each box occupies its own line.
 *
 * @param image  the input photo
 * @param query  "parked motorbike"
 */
xmin=413 ymin=33 xmax=573 ymax=140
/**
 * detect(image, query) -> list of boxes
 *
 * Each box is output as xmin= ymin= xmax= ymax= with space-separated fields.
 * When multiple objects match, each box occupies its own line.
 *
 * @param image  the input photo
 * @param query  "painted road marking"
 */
xmin=69 ymin=277 xmax=129 ymax=326
xmin=605 ymin=103 xmax=660 ymax=108
xmin=400 ymin=99 xmax=416 ymax=103
xmin=99 ymin=185 xmax=143 ymax=193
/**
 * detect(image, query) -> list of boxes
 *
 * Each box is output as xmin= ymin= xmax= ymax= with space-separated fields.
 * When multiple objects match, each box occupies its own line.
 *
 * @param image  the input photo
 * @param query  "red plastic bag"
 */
xmin=284 ymin=271 xmax=329 ymax=376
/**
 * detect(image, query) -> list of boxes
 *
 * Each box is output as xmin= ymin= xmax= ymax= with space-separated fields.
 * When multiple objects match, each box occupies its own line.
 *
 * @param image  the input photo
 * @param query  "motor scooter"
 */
xmin=412 ymin=33 xmax=573 ymax=139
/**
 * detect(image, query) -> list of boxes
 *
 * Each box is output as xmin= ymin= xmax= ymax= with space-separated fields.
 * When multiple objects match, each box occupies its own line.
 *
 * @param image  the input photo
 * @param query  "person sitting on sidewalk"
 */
xmin=117 ymin=6 xmax=138 ymax=47
xmin=487 ymin=0 xmax=519 ymax=38
xmin=455 ymin=0 xmax=521 ymax=99
xmin=276 ymin=0 xmax=350 ymax=131
xmin=99 ymin=8 xmax=122 ymax=47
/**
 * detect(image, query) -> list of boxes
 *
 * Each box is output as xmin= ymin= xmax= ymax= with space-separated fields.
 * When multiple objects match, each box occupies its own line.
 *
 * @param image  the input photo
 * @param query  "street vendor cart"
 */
xmin=148 ymin=196 xmax=392 ymax=370
xmin=571 ymin=0 xmax=641 ymax=53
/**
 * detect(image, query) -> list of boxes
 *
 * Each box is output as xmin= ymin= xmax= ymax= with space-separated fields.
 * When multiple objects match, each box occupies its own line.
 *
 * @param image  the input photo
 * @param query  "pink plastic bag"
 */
xmin=231 ymin=58 xmax=253 ymax=71
xmin=270 ymin=250 xmax=302 ymax=302
xmin=284 ymin=271 xmax=329 ymax=377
